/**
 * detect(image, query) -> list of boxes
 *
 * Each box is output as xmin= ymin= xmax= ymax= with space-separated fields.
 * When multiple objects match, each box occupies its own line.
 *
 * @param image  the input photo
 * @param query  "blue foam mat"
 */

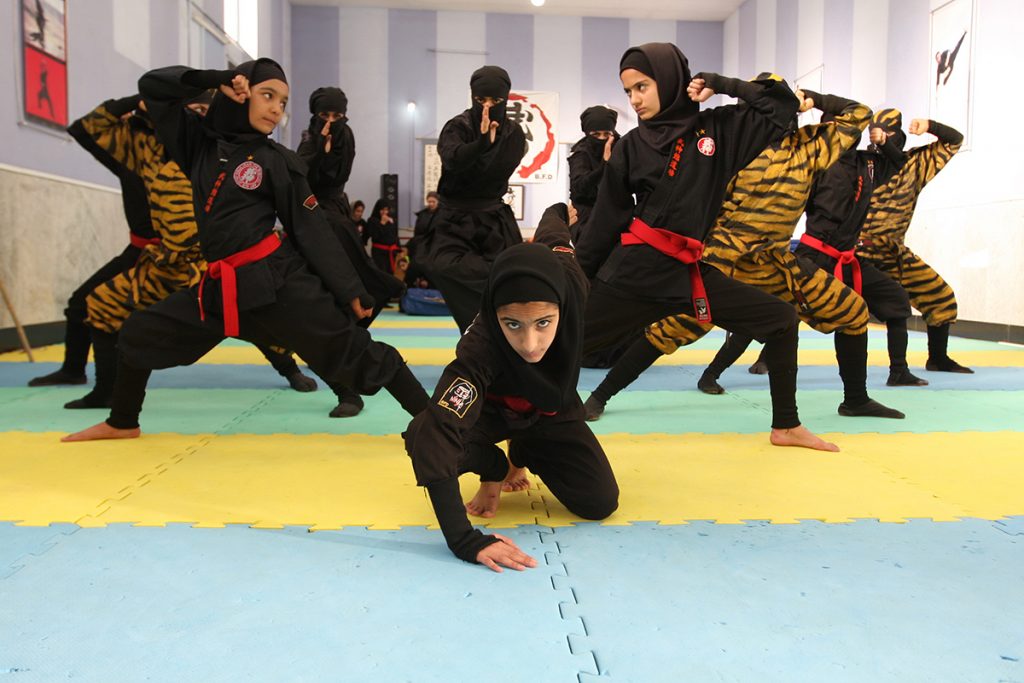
xmin=2 ymin=521 xmax=1020 ymax=682
xmin=0 ymin=524 xmax=582 ymax=683
xmin=550 ymin=519 xmax=1024 ymax=682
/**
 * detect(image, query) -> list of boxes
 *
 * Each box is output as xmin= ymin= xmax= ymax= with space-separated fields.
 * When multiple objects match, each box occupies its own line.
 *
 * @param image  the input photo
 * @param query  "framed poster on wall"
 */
xmin=21 ymin=0 xmax=68 ymax=129
xmin=504 ymin=185 xmax=525 ymax=221
xmin=929 ymin=0 xmax=974 ymax=148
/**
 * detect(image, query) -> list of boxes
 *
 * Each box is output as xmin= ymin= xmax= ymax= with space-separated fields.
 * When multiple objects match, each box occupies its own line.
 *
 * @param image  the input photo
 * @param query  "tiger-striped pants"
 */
xmin=645 ymin=250 xmax=869 ymax=355
xmin=857 ymin=243 xmax=957 ymax=326
xmin=85 ymin=246 xmax=202 ymax=334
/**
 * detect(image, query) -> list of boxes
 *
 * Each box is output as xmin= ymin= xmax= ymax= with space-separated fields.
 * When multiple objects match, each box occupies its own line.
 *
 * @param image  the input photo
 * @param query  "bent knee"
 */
xmin=568 ymin=493 xmax=619 ymax=521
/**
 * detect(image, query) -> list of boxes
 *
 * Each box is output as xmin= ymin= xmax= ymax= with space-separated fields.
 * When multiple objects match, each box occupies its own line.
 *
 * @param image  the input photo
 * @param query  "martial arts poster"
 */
xmin=21 ymin=0 xmax=68 ymax=128
xmin=422 ymin=141 xmax=441 ymax=204
xmin=930 ymin=0 xmax=973 ymax=147
xmin=507 ymin=91 xmax=559 ymax=184
xmin=504 ymin=185 xmax=525 ymax=221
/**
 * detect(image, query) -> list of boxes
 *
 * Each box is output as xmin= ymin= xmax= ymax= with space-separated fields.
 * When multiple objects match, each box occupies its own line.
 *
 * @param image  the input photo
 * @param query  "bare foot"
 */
xmin=465 ymin=481 xmax=503 ymax=518
xmin=501 ymin=463 xmax=531 ymax=493
xmin=769 ymin=424 xmax=840 ymax=452
xmin=61 ymin=422 xmax=141 ymax=442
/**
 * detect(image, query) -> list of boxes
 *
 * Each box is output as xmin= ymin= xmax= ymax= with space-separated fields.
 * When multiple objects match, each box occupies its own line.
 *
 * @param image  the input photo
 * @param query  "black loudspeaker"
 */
xmin=380 ymin=173 xmax=398 ymax=214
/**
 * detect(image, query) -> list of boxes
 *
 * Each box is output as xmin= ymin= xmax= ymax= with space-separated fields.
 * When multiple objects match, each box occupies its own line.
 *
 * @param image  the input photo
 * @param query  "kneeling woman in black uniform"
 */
xmin=404 ymin=204 xmax=619 ymax=572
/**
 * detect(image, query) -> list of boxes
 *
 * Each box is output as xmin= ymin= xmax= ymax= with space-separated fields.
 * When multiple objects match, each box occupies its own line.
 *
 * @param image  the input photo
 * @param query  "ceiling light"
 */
xmin=531 ymin=0 xmax=545 ymax=7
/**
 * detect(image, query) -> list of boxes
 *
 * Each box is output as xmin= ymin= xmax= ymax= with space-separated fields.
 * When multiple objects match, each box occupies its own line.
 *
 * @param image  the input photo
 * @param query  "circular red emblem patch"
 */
xmin=697 ymin=137 xmax=716 ymax=156
xmin=233 ymin=161 xmax=263 ymax=190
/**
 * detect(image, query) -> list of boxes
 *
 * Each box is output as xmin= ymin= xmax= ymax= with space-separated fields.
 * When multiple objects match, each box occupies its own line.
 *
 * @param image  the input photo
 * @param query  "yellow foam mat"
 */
xmin=2 ymin=431 xmax=1021 ymax=528
xmin=5 ymin=345 xmax=1022 ymax=368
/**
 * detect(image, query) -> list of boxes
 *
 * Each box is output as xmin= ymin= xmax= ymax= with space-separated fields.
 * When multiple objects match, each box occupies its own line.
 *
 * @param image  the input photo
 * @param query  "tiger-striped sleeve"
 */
xmin=78 ymin=97 xmax=159 ymax=179
xmin=895 ymin=121 xmax=963 ymax=195
xmin=802 ymin=92 xmax=871 ymax=174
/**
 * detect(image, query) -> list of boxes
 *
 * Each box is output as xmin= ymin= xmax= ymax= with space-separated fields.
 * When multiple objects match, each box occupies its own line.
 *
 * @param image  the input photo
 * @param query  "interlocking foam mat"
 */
xmin=2 ymin=312 xmax=1021 ymax=681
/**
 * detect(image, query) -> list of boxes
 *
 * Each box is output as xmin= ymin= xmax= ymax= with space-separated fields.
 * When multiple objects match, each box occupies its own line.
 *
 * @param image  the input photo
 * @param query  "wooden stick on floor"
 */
xmin=0 ymin=276 xmax=35 ymax=362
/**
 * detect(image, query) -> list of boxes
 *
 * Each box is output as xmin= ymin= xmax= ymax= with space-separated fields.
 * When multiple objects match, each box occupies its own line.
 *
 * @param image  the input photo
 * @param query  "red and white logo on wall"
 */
xmin=21 ymin=0 xmax=68 ymax=129
xmin=507 ymin=91 xmax=559 ymax=184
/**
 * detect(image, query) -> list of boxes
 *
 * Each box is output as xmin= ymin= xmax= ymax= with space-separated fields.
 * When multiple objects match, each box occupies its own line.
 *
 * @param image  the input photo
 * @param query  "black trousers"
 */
xmin=461 ymin=400 xmax=619 ymax=521
xmin=422 ymin=204 xmax=521 ymax=332
xmin=62 ymin=244 xmax=141 ymax=375
xmin=584 ymin=263 xmax=800 ymax=429
xmin=110 ymin=258 xmax=408 ymax=425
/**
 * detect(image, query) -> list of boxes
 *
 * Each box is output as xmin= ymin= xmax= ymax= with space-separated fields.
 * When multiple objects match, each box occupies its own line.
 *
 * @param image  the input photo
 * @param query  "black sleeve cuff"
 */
xmin=427 ymin=478 xmax=499 ymax=563
xmin=181 ymin=69 xmax=236 ymax=90
xmin=106 ymin=95 xmax=140 ymax=117
xmin=927 ymin=120 xmax=964 ymax=145
xmin=698 ymin=72 xmax=761 ymax=102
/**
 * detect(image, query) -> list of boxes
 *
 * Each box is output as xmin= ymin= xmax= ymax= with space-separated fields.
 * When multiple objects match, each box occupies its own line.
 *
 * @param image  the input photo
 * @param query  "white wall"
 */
xmin=722 ymin=0 xmax=1023 ymax=326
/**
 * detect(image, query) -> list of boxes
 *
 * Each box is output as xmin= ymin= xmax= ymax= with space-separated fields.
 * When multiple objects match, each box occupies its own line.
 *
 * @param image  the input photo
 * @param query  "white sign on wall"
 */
xmin=929 ymin=0 xmax=974 ymax=148
xmin=507 ymin=91 xmax=559 ymax=184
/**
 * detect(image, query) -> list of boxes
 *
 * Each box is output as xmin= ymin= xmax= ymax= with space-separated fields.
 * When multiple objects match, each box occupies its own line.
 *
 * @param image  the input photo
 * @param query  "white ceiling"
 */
xmin=293 ymin=0 xmax=744 ymax=22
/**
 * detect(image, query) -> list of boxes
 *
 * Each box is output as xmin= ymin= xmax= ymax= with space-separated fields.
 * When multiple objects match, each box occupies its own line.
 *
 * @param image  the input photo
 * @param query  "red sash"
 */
xmin=198 ymin=232 xmax=282 ymax=337
xmin=799 ymin=233 xmax=862 ymax=295
xmin=373 ymin=242 xmax=401 ymax=272
xmin=129 ymin=234 xmax=161 ymax=249
xmin=620 ymin=217 xmax=711 ymax=323
xmin=487 ymin=393 xmax=557 ymax=417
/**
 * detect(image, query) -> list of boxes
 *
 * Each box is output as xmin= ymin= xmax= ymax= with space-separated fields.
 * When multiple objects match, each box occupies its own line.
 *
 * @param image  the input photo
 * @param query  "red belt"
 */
xmin=198 ymin=232 xmax=282 ymax=337
xmin=373 ymin=242 xmax=401 ymax=272
xmin=620 ymin=217 xmax=711 ymax=323
xmin=487 ymin=393 xmax=557 ymax=417
xmin=799 ymin=233 xmax=862 ymax=295
xmin=130 ymin=234 xmax=161 ymax=249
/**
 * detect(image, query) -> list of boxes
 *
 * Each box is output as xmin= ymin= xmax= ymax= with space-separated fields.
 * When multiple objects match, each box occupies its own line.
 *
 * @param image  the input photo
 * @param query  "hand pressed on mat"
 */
xmin=476 ymin=534 xmax=537 ymax=573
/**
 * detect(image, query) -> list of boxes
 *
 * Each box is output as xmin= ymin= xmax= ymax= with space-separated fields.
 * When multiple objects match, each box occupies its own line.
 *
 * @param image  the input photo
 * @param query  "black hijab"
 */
xmin=204 ymin=58 xmax=287 ymax=144
xmin=481 ymin=236 xmax=581 ymax=413
xmin=469 ymin=65 xmax=511 ymax=125
xmin=619 ymin=43 xmax=699 ymax=151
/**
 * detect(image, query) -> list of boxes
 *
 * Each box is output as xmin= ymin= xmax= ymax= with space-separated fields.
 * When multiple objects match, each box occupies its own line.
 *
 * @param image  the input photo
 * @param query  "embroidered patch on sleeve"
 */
xmin=303 ymin=194 xmax=319 ymax=210
xmin=437 ymin=377 xmax=478 ymax=418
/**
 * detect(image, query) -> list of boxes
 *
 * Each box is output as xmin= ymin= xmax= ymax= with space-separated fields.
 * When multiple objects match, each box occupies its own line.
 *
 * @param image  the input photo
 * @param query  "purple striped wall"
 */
xmin=387 ymin=9 xmax=436 ymax=225
xmin=580 ymin=18 xmax=630 ymax=120
xmin=486 ymin=14 xmax=534 ymax=90
xmin=776 ymin=0 xmax=798 ymax=83
xmin=738 ymin=0 xmax=756 ymax=78
xmin=289 ymin=5 xmax=340 ymax=149
xmin=677 ymin=21 xmax=724 ymax=75
xmin=823 ymin=0 xmax=854 ymax=95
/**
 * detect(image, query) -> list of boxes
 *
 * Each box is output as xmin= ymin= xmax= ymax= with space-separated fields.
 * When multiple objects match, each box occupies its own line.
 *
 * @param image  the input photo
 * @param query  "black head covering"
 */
xmin=371 ymin=198 xmax=391 ymax=218
xmin=470 ymin=65 xmax=511 ymax=124
xmin=481 ymin=235 xmax=581 ymax=413
xmin=309 ymin=86 xmax=347 ymax=115
xmin=619 ymin=43 xmax=699 ymax=151
xmin=580 ymin=105 xmax=618 ymax=134
xmin=871 ymin=108 xmax=907 ymax=151
xmin=205 ymin=58 xmax=287 ymax=144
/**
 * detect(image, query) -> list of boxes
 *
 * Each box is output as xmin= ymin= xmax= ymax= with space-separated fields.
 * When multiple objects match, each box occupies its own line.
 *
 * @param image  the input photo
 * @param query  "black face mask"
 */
xmin=870 ymin=108 xmax=907 ymax=152
xmin=306 ymin=114 xmax=346 ymax=148
xmin=469 ymin=65 xmax=511 ymax=127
